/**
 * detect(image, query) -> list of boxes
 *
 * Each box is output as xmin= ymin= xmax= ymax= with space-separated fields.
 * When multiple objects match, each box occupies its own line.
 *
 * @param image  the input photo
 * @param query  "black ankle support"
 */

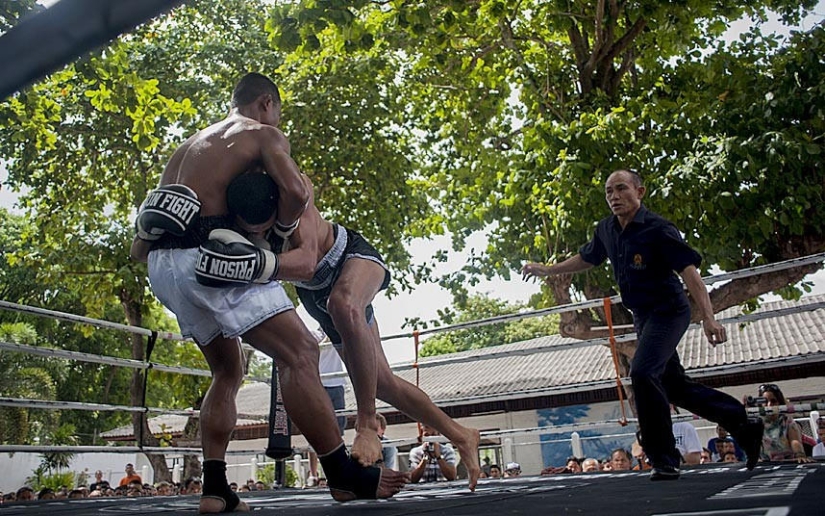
xmin=202 ymin=460 xmax=240 ymax=512
xmin=319 ymin=445 xmax=381 ymax=500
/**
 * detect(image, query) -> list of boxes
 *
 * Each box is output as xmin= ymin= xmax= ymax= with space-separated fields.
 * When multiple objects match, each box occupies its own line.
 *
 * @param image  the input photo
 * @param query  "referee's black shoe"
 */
xmin=737 ymin=418 xmax=765 ymax=470
xmin=650 ymin=465 xmax=680 ymax=481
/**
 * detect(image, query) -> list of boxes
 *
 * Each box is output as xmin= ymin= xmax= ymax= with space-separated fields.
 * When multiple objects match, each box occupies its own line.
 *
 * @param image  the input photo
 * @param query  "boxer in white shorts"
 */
xmin=148 ymin=244 xmax=293 ymax=345
xmin=130 ymin=73 xmax=407 ymax=512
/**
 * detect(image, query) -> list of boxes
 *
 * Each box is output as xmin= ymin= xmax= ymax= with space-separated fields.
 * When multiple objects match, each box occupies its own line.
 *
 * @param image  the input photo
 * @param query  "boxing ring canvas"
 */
xmin=0 ymin=463 xmax=822 ymax=516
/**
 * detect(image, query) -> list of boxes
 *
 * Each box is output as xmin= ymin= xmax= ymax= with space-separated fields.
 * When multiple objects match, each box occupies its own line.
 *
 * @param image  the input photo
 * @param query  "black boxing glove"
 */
xmin=135 ymin=184 xmax=201 ymax=241
xmin=195 ymin=229 xmax=279 ymax=287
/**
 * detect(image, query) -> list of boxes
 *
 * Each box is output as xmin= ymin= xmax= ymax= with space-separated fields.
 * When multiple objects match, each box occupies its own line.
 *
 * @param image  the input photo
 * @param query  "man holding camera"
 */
xmin=409 ymin=425 xmax=457 ymax=483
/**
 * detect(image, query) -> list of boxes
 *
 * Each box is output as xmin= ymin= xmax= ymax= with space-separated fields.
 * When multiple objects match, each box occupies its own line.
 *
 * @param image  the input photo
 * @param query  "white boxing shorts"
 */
xmin=148 ymin=248 xmax=294 ymax=345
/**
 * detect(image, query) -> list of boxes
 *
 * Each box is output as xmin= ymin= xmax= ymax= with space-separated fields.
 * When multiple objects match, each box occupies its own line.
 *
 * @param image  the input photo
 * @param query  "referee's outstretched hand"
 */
xmin=703 ymin=318 xmax=727 ymax=346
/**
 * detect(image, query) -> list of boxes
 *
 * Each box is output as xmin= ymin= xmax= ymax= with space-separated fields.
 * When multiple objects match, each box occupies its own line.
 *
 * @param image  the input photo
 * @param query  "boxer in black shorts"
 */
xmin=130 ymin=73 xmax=407 ymax=510
xmin=226 ymin=171 xmax=482 ymax=492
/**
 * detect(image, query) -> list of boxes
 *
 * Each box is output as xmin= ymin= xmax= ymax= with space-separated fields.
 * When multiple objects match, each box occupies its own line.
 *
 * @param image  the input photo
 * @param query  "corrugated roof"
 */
xmin=102 ymin=295 xmax=825 ymax=439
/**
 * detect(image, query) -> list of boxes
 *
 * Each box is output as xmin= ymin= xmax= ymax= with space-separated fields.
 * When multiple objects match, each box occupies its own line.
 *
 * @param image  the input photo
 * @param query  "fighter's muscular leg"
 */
xmin=243 ymin=310 xmax=406 ymax=500
xmin=198 ymin=336 xmax=250 ymax=513
xmin=326 ymin=260 xmax=385 ymax=467
xmin=370 ymin=322 xmax=481 ymax=491
xmin=329 ymin=260 xmax=481 ymax=489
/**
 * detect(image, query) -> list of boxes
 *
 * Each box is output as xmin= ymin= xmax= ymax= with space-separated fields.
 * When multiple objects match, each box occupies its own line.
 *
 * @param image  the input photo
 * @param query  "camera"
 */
xmin=746 ymin=396 xmax=767 ymax=407
xmin=423 ymin=442 xmax=431 ymax=453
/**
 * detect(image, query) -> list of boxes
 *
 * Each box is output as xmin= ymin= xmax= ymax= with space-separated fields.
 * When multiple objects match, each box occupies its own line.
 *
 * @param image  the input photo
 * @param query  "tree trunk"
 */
xmin=544 ymin=262 xmax=822 ymax=364
xmin=120 ymin=286 xmax=172 ymax=483
xmin=178 ymin=396 xmax=203 ymax=483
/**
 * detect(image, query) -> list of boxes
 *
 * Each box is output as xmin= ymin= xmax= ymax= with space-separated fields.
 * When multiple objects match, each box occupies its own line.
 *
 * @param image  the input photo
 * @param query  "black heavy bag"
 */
xmin=265 ymin=360 xmax=292 ymax=460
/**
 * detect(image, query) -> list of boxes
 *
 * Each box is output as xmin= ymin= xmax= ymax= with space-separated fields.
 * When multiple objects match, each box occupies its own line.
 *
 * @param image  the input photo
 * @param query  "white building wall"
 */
xmin=0 ymin=452 xmax=147 ymax=493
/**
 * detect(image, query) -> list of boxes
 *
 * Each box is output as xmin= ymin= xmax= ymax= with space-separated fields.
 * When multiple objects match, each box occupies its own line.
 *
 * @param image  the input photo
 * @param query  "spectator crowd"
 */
xmin=2 ymin=383 xmax=822 ymax=504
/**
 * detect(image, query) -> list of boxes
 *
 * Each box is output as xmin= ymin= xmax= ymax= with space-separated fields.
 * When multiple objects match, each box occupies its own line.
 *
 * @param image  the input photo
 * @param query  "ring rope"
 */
xmin=0 ymin=303 xmax=825 ymax=418
xmin=0 ymin=340 xmax=211 ymax=377
xmin=1 ymin=404 xmax=821 ymax=455
xmin=0 ymin=260 xmax=821 ymax=384
xmin=31 ymin=296 xmax=825 ymax=384
xmin=0 ymin=299 xmax=188 ymax=341
xmin=381 ymin=252 xmax=825 ymax=341
xmin=4 ymin=297 xmax=821 ymax=387
xmin=341 ymin=300 xmax=825 ymax=381
xmin=0 ymin=445 xmax=274 ymax=455
xmin=0 ymin=252 xmax=821 ymax=364
xmin=333 ymin=353 xmax=825 ymax=416
xmin=0 ymin=397 xmax=266 ymax=421
xmin=4 ymin=332 xmax=821 ymax=421
xmin=0 ymin=254 xmax=822 ymax=446
xmin=603 ymin=297 xmax=629 ymax=426
xmin=700 ymin=252 xmax=825 ymax=286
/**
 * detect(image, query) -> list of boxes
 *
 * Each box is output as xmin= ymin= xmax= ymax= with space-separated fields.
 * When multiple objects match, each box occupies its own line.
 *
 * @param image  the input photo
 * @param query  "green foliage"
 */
xmin=26 ymin=469 xmax=77 ymax=492
xmin=419 ymin=293 xmax=558 ymax=356
xmin=284 ymin=464 xmax=299 ymax=488
xmin=38 ymin=423 xmax=78 ymax=473
xmin=0 ymin=0 xmax=286 ymax=444
xmin=0 ymin=322 xmax=61 ymax=444
xmin=270 ymin=0 xmax=824 ymax=309
xmin=246 ymin=353 xmax=273 ymax=383
xmin=255 ymin=462 xmax=298 ymax=488
xmin=0 ymin=208 xmax=44 ymax=305
xmin=23 ymin=423 xmax=82 ymax=491
xmin=257 ymin=462 xmax=275 ymax=486
xmin=0 ymin=0 xmax=42 ymax=31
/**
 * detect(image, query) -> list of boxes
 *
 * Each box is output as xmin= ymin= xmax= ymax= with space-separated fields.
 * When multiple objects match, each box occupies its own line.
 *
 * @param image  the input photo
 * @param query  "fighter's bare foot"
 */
xmin=351 ymin=430 xmax=383 ymax=467
xmin=454 ymin=427 xmax=482 ymax=491
xmin=329 ymin=460 xmax=409 ymax=502
xmin=199 ymin=495 xmax=250 ymax=513
xmin=374 ymin=467 xmax=408 ymax=498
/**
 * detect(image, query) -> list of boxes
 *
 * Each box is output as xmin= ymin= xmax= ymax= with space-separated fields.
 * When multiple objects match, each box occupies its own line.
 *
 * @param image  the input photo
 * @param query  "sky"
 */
xmin=3 ymin=2 xmax=825 ymax=366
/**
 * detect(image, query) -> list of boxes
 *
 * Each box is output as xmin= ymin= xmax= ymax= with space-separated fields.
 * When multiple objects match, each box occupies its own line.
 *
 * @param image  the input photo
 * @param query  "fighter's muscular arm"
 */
xmin=272 ymin=174 xmax=319 ymax=281
xmin=129 ymin=141 xmax=190 ymax=263
xmin=258 ymin=127 xmax=309 ymax=228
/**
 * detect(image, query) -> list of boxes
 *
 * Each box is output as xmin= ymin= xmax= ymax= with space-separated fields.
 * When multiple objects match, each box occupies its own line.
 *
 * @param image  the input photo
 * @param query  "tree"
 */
xmin=0 ymin=0 xmax=431 ymax=478
xmin=420 ymin=293 xmax=558 ymax=356
xmin=0 ymin=0 xmax=41 ymax=31
xmin=0 ymin=0 xmax=261 ymax=480
xmin=268 ymin=1 xmax=824 ymax=348
xmin=0 ymin=322 xmax=61 ymax=444
xmin=2 ymin=2 xmax=823 ymax=467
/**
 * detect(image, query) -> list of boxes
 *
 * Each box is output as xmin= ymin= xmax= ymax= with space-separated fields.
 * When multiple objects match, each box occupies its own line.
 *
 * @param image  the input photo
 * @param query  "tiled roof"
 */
xmin=101 ymin=295 xmax=825 ymax=439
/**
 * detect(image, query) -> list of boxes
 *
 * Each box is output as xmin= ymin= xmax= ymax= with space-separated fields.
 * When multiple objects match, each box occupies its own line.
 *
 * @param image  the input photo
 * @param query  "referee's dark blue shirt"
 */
xmin=578 ymin=205 xmax=701 ymax=312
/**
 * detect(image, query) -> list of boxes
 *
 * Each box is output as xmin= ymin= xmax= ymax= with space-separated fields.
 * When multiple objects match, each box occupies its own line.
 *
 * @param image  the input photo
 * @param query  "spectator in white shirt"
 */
xmin=812 ymin=417 xmax=825 ymax=459
xmin=672 ymin=406 xmax=702 ymax=465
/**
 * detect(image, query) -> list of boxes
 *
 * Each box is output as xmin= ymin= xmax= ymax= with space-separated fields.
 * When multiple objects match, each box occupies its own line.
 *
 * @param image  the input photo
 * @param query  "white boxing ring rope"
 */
xmin=380 ymin=251 xmax=825 ymax=342
xmin=325 ymin=299 xmax=825 ymax=384
xmin=2 ymin=299 xmax=823 ymax=423
xmin=3 ymin=297 xmax=822 ymax=389
xmin=0 ymin=299 xmax=188 ymax=342
xmin=3 ymin=403 xmax=821 ymax=456
xmin=0 ymin=339 xmax=211 ymax=377
xmin=0 ymin=252 xmax=822 ymax=457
